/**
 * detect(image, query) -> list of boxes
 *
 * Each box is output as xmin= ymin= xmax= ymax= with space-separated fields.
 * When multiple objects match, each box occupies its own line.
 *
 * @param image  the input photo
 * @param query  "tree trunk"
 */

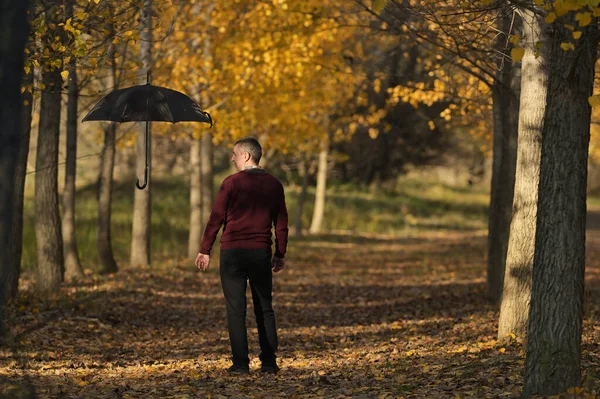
xmin=35 ymin=0 xmax=65 ymax=293
xmin=200 ymin=11 xmax=214 ymax=233
xmin=62 ymin=0 xmax=83 ymax=280
xmin=486 ymin=10 xmax=519 ymax=303
xmin=309 ymin=128 xmax=329 ymax=234
xmin=523 ymin=15 xmax=598 ymax=397
xmin=0 ymin=0 xmax=29 ymax=339
xmin=295 ymin=156 xmax=310 ymax=237
xmin=188 ymin=136 xmax=202 ymax=259
xmin=201 ymin=133 xmax=213 ymax=230
xmin=497 ymin=8 xmax=548 ymax=341
xmin=98 ymin=30 xmax=118 ymax=274
xmin=130 ymin=0 xmax=152 ymax=267
xmin=6 ymin=62 xmax=33 ymax=299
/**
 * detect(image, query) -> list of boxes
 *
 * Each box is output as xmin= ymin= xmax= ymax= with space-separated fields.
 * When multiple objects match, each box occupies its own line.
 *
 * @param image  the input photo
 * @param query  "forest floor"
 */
xmin=3 ymin=220 xmax=600 ymax=398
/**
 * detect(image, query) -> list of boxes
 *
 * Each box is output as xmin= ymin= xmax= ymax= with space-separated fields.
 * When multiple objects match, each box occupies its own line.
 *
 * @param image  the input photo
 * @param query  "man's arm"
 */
xmin=200 ymin=178 xmax=231 ymax=256
xmin=273 ymin=183 xmax=289 ymax=261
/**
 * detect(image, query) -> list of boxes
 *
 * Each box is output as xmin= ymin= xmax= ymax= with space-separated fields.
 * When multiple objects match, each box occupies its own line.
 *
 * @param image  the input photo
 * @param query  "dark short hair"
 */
xmin=234 ymin=137 xmax=262 ymax=164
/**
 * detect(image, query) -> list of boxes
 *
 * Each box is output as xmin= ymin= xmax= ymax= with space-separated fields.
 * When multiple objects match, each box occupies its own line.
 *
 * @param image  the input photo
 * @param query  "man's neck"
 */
xmin=242 ymin=165 xmax=260 ymax=170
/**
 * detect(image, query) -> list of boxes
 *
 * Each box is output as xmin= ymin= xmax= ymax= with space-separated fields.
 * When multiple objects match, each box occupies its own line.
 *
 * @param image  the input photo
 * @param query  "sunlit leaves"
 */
xmin=576 ymin=11 xmax=593 ymax=25
xmin=560 ymin=41 xmax=576 ymax=50
xmin=588 ymin=95 xmax=600 ymax=107
xmin=511 ymin=47 xmax=526 ymax=62
xmin=545 ymin=12 xmax=558 ymax=23
xmin=373 ymin=0 xmax=387 ymax=12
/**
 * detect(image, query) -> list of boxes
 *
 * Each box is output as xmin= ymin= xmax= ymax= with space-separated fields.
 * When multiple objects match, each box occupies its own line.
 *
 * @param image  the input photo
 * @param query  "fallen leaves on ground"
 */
xmin=3 ymin=230 xmax=600 ymax=398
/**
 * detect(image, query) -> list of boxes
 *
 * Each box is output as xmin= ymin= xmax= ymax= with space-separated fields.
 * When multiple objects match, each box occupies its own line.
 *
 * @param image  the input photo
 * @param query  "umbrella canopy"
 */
xmin=82 ymin=84 xmax=213 ymax=125
xmin=82 ymin=82 xmax=212 ymax=190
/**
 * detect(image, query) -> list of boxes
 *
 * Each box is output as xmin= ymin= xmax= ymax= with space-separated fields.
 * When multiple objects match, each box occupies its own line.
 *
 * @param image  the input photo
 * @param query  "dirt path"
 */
xmin=2 ymin=230 xmax=599 ymax=398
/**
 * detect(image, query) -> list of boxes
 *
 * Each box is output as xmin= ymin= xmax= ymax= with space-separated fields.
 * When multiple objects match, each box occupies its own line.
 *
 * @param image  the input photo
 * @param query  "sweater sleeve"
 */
xmin=200 ymin=178 xmax=231 ymax=255
xmin=273 ymin=183 xmax=289 ymax=258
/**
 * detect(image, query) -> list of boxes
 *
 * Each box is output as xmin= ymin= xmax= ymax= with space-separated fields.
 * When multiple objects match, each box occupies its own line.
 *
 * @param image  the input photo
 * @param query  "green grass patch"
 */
xmin=20 ymin=174 xmax=490 ymax=273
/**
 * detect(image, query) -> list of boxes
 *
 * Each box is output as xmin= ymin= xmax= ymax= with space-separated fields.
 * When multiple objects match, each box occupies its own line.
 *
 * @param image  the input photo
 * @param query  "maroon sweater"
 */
xmin=200 ymin=169 xmax=289 ymax=258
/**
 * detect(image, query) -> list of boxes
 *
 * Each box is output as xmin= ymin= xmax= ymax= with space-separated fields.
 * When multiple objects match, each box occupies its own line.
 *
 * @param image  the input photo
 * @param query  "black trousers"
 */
xmin=219 ymin=248 xmax=278 ymax=367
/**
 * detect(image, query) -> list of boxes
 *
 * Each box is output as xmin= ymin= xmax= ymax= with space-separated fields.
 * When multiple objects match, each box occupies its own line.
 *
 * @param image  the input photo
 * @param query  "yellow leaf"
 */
xmin=545 ymin=12 xmax=558 ymax=23
xmin=93 ymin=0 xmax=100 ymax=4
xmin=573 ymin=30 xmax=583 ymax=38
xmin=499 ymin=347 xmax=506 ymax=353
xmin=564 ymin=23 xmax=575 ymax=30
xmin=61 ymin=70 xmax=69 ymax=80
xmin=124 ymin=30 xmax=133 ymax=37
xmin=591 ymin=0 xmax=600 ymax=6
xmin=567 ymin=387 xmax=584 ymax=394
xmin=594 ymin=7 xmax=600 ymax=16
xmin=511 ymin=47 xmax=525 ymax=62
xmin=535 ymin=0 xmax=544 ymax=4
xmin=509 ymin=34 xmax=520 ymax=45
xmin=112 ymin=37 xmax=119 ymax=44
xmin=560 ymin=41 xmax=575 ymax=50
xmin=555 ymin=0 xmax=569 ymax=16
xmin=373 ymin=0 xmax=387 ymax=12
xmin=24 ymin=66 xmax=30 ymax=74
xmin=588 ymin=95 xmax=600 ymax=107
xmin=576 ymin=11 xmax=592 ymax=26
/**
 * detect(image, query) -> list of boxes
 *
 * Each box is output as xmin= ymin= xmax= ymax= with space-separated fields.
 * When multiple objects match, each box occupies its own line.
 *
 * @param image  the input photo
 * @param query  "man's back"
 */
xmin=200 ymin=169 xmax=288 ymax=258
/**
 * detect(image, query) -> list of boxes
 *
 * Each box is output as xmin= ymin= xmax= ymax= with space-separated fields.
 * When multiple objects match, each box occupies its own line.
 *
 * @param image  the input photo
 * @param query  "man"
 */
xmin=195 ymin=137 xmax=288 ymax=375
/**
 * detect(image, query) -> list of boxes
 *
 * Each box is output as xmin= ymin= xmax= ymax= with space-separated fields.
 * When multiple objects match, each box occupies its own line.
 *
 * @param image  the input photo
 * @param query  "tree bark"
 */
xmin=498 ymin=7 xmax=548 ymax=341
xmin=62 ymin=0 xmax=83 ymax=280
xmin=201 ymin=133 xmax=213 ymax=230
xmin=130 ymin=0 xmax=152 ymax=267
xmin=0 ymin=0 xmax=29 ymax=339
xmin=35 ymin=0 xmax=65 ymax=294
xmin=6 ymin=62 xmax=33 ymax=299
xmin=309 ymin=126 xmax=329 ymax=234
xmin=523 ymin=15 xmax=598 ymax=397
xmin=98 ymin=28 xmax=118 ymax=274
xmin=188 ymin=137 xmax=202 ymax=259
xmin=486 ymin=9 xmax=519 ymax=303
xmin=200 ymin=9 xmax=214 ymax=234
xmin=295 ymin=157 xmax=310 ymax=237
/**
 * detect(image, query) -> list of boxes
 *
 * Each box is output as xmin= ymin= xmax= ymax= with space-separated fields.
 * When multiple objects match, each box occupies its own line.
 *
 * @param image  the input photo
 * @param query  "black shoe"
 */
xmin=227 ymin=365 xmax=250 ymax=374
xmin=260 ymin=364 xmax=280 ymax=374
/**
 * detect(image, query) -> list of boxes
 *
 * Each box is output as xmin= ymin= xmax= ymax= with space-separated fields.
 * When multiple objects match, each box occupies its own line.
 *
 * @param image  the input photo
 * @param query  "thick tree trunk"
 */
xmin=486 ymin=10 xmax=519 ymax=303
xmin=130 ymin=0 xmax=152 ymax=267
xmin=6 ymin=64 xmax=33 ymax=299
xmin=200 ymin=16 xmax=214 ymax=233
xmin=0 ymin=0 xmax=29 ymax=339
xmin=309 ymin=131 xmax=329 ymax=234
xmin=498 ymin=8 xmax=548 ymax=340
xmin=35 ymin=0 xmax=65 ymax=293
xmin=98 ymin=32 xmax=118 ymax=274
xmin=295 ymin=157 xmax=310 ymax=237
xmin=523 ymin=15 xmax=598 ymax=397
xmin=62 ymin=0 xmax=83 ymax=280
xmin=188 ymin=137 xmax=202 ymax=259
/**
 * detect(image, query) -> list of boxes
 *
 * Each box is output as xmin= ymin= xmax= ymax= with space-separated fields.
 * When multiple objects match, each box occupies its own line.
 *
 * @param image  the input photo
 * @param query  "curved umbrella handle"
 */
xmin=136 ymin=165 xmax=148 ymax=190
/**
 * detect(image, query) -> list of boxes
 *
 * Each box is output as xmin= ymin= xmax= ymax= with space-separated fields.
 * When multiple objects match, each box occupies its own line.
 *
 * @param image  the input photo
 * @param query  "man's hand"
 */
xmin=272 ymin=256 xmax=285 ymax=273
xmin=196 ymin=253 xmax=210 ymax=271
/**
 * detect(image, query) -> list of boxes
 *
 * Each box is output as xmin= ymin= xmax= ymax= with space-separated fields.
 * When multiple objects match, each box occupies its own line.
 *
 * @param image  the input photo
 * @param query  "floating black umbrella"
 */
xmin=82 ymin=73 xmax=213 ymax=189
